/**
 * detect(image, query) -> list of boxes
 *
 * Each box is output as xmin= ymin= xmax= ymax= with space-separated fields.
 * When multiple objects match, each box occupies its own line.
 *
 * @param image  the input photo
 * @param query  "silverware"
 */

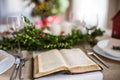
xmin=84 ymin=44 xmax=109 ymax=68
xmin=20 ymin=59 xmax=25 ymax=80
xmin=20 ymin=51 xmax=28 ymax=80
xmin=10 ymin=56 xmax=21 ymax=80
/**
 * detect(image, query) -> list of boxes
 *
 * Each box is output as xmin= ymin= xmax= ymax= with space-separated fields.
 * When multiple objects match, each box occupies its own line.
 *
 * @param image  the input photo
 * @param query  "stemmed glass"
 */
xmin=82 ymin=14 xmax=99 ymax=35
xmin=7 ymin=16 xmax=23 ymax=35
xmin=7 ymin=16 xmax=24 ymax=55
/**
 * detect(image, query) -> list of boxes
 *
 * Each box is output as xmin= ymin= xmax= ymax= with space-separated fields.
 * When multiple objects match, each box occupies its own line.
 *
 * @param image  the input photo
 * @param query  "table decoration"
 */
xmin=112 ymin=10 xmax=120 ymax=39
xmin=24 ymin=0 xmax=69 ymax=28
xmin=0 ymin=16 xmax=104 ymax=51
xmin=28 ymin=0 xmax=69 ymax=17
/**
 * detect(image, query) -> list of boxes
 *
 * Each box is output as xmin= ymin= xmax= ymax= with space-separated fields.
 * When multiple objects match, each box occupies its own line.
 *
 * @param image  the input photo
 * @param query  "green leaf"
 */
xmin=23 ymin=16 xmax=33 ymax=25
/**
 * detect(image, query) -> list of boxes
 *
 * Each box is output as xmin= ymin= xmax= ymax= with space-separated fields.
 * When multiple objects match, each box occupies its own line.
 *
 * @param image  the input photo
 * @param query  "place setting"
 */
xmin=0 ymin=15 xmax=29 ymax=80
xmin=93 ymin=38 xmax=120 ymax=61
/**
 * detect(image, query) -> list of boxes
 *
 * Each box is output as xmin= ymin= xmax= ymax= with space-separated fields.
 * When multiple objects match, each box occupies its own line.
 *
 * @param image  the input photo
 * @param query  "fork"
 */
xmin=84 ymin=44 xmax=109 ymax=68
xmin=10 ymin=56 xmax=21 ymax=80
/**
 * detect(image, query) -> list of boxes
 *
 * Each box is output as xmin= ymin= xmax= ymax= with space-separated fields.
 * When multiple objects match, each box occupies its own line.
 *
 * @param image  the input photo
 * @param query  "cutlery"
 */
xmin=84 ymin=44 xmax=109 ymax=68
xmin=20 ymin=51 xmax=29 ymax=80
xmin=10 ymin=56 xmax=21 ymax=80
xmin=20 ymin=59 xmax=25 ymax=80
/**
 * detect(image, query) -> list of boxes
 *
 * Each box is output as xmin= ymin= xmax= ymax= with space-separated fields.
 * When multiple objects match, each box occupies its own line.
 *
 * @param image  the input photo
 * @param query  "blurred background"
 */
xmin=0 ymin=0 xmax=120 ymax=29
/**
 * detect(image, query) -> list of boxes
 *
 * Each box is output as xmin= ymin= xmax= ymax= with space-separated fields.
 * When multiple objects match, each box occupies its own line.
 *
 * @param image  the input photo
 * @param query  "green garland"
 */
xmin=0 ymin=16 xmax=104 ymax=51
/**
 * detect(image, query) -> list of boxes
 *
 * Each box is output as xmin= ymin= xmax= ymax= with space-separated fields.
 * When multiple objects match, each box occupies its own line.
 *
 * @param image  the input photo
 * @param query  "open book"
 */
xmin=33 ymin=48 xmax=101 ymax=78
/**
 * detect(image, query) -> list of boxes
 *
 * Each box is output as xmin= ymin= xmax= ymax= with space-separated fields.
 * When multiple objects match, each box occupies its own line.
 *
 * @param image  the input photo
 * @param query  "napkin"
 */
xmin=104 ymin=38 xmax=120 ymax=57
xmin=34 ymin=71 xmax=103 ymax=80
xmin=105 ymin=38 xmax=120 ymax=53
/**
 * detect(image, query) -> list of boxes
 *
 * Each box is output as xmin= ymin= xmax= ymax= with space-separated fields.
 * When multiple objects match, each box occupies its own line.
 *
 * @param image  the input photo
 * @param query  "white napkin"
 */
xmin=34 ymin=71 xmax=103 ymax=80
xmin=102 ymin=38 xmax=120 ymax=58
xmin=104 ymin=38 xmax=120 ymax=54
xmin=97 ymin=38 xmax=120 ymax=57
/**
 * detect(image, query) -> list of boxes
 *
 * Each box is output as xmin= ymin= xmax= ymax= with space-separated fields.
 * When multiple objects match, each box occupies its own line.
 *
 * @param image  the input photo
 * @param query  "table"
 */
xmin=0 ymin=48 xmax=120 ymax=80
xmin=0 ymin=35 xmax=120 ymax=80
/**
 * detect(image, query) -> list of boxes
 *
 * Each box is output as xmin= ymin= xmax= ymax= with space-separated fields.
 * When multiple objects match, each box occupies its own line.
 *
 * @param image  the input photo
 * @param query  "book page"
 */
xmin=60 ymin=48 xmax=101 ymax=73
xmin=38 ymin=49 xmax=67 ymax=72
xmin=34 ymin=48 xmax=101 ymax=78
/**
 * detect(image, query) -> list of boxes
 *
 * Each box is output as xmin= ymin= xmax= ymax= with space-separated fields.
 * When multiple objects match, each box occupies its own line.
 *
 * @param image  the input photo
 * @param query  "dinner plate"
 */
xmin=0 ymin=50 xmax=15 ymax=74
xmin=97 ymin=38 xmax=120 ymax=57
xmin=93 ymin=46 xmax=120 ymax=61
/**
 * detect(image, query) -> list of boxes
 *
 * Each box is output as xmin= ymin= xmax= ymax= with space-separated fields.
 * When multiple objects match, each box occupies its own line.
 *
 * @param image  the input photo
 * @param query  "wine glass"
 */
xmin=7 ymin=16 xmax=23 ymax=33
xmin=82 ymin=14 xmax=99 ymax=34
xmin=7 ymin=16 xmax=24 ymax=56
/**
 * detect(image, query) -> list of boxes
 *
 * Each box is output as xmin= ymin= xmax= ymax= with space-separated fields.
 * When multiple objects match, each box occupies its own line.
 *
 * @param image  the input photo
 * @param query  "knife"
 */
xmin=20 ymin=51 xmax=28 ymax=80
xmin=10 ymin=56 xmax=21 ymax=80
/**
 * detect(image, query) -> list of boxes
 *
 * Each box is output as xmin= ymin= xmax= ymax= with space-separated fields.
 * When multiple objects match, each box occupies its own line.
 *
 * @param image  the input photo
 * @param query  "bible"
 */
xmin=33 ymin=48 xmax=102 ymax=78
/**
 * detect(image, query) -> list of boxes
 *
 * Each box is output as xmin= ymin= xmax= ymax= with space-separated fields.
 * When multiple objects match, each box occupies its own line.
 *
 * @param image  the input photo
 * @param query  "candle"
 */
xmin=49 ymin=24 xmax=61 ymax=36
xmin=61 ymin=22 xmax=73 ymax=35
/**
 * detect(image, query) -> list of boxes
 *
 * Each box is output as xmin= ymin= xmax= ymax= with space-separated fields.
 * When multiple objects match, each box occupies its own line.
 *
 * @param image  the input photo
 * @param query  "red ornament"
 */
xmin=35 ymin=16 xmax=61 ymax=29
xmin=40 ymin=33 xmax=46 ymax=37
xmin=35 ymin=21 xmax=45 ymax=29
xmin=112 ymin=10 xmax=120 ymax=39
xmin=3 ymin=31 xmax=10 ymax=35
xmin=61 ymin=31 xmax=65 ymax=35
xmin=43 ymin=16 xmax=61 ymax=25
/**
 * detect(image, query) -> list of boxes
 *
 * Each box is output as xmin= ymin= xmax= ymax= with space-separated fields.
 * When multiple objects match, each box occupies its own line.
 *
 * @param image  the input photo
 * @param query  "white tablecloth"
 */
xmin=35 ymin=71 xmax=103 ymax=80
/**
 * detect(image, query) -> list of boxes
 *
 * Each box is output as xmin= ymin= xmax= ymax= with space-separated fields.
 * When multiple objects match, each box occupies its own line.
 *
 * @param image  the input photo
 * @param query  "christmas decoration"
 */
xmin=0 ymin=16 xmax=104 ymax=51
xmin=112 ymin=10 xmax=120 ymax=39
xmin=26 ymin=0 xmax=69 ymax=28
xmin=30 ymin=0 xmax=69 ymax=17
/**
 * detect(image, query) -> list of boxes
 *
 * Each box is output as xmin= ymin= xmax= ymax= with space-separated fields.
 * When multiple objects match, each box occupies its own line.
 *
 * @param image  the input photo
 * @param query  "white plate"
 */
xmin=93 ymin=46 xmax=120 ymax=61
xmin=97 ymin=38 xmax=120 ymax=57
xmin=0 ymin=50 xmax=15 ymax=74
